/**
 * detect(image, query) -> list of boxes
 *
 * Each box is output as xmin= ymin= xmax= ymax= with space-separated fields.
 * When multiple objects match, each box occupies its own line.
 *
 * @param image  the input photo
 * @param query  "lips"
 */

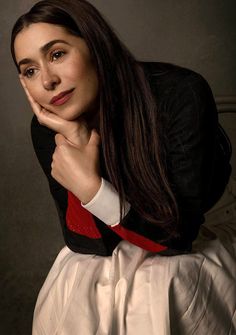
xmin=50 ymin=88 xmax=75 ymax=106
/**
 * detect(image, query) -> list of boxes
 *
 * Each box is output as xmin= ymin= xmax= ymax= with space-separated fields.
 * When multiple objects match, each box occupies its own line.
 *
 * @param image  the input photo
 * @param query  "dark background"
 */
xmin=0 ymin=1 xmax=236 ymax=334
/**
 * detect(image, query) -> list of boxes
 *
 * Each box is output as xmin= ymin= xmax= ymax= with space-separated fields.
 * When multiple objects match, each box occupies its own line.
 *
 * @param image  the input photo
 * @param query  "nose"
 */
xmin=41 ymin=66 xmax=60 ymax=91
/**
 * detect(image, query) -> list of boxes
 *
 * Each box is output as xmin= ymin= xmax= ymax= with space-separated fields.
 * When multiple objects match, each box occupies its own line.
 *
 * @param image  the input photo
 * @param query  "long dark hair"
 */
xmin=11 ymin=0 xmax=179 ymax=240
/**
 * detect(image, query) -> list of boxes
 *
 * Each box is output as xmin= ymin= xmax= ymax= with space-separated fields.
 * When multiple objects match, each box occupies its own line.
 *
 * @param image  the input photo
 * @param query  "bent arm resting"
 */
xmin=31 ymin=116 xmax=122 ymax=255
xmin=31 ymin=64 xmax=228 ymax=255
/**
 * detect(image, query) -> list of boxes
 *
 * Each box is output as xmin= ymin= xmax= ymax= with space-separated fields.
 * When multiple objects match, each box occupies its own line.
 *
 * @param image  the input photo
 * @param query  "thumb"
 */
xmin=55 ymin=133 xmax=67 ymax=146
xmin=88 ymin=129 xmax=100 ymax=147
xmin=19 ymin=76 xmax=70 ymax=134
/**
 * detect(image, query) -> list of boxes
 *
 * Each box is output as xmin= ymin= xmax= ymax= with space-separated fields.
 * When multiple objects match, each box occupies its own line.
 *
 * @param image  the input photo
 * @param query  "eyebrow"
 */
xmin=18 ymin=39 xmax=70 ymax=69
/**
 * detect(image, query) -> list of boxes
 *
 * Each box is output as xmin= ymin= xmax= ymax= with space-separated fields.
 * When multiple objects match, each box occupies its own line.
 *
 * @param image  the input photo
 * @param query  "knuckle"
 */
xmin=37 ymin=116 xmax=44 ymax=126
xmin=37 ymin=118 xmax=42 ymax=125
xmin=52 ymin=152 xmax=57 ymax=163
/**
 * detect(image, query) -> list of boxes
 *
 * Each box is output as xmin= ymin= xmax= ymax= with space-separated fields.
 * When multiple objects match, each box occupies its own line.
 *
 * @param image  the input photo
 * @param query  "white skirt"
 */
xmin=32 ymin=220 xmax=236 ymax=335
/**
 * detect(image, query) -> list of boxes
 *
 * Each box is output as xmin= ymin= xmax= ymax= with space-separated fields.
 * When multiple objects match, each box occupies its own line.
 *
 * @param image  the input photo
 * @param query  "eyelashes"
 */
xmin=50 ymin=50 xmax=66 ymax=61
xmin=22 ymin=49 xmax=66 ymax=78
xmin=23 ymin=68 xmax=36 ymax=78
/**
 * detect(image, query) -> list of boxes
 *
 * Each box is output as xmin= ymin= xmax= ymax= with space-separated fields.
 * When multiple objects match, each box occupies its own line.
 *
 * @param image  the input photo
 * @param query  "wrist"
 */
xmin=66 ymin=121 xmax=90 ymax=147
xmin=82 ymin=178 xmax=131 ymax=226
xmin=79 ymin=176 xmax=102 ymax=205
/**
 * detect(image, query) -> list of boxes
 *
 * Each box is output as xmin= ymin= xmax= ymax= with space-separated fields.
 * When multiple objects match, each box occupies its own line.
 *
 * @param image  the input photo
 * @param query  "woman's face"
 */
xmin=14 ymin=23 xmax=99 ymax=121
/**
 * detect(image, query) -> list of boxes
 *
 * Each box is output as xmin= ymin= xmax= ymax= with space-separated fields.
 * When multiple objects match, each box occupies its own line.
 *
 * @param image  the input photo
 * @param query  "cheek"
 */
xmin=72 ymin=61 xmax=99 ymax=95
xmin=63 ymin=63 xmax=82 ymax=82
xmin=64 ymin=55 xmax=94 ymax=82
xmin=26 ymin=82 xmax=44 ymax=104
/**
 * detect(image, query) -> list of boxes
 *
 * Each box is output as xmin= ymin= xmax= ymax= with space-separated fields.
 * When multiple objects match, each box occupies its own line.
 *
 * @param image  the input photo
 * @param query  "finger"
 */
xmin=19 ymin=75 xmax=59 ymax=124
xmin=19 ymin=75 xmax=67 ymax=132
xmin=39 ymin=108 xmax=66 ymax=130
xmin=19 ymin=74 xmax=26 ymax=88
xmin=55 ymin=133 xmax=67 ymax=146
xmin=19 ymin=74 xmax=27 ymax=90
xmin=19 ymin=75 xmax=42 ymax=117
xmin=19 ymin=75 xmax=38 ymax=108
xmin=19 ymin=76 xmax=92 ymax=146
xmin=88 ymin=129 xmax=100 ymax=146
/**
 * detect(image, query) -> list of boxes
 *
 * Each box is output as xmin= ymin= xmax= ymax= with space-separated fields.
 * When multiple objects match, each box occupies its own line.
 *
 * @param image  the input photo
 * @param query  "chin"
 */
xmin=59 ymin=111 xmax=84 ymax=122
xmin=50 ymin=104 xmax=81 ymax=120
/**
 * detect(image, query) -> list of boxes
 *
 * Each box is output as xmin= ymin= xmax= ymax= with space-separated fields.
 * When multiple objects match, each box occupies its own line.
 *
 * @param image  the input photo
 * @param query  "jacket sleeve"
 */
xmin=30 ymin=70 xmax=227 ymax=255
xmin=83 ymin=72 xmax=220 ymax=253
xmin=30 ymin=116 xmax=122 ymax=256
xmin=159 ymin=72 xmax=218 ymax=247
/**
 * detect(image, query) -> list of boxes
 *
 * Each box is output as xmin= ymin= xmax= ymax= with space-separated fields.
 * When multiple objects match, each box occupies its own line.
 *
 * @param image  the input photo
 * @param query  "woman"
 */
xmin=11 ymin=0 xmax=233 ymax=334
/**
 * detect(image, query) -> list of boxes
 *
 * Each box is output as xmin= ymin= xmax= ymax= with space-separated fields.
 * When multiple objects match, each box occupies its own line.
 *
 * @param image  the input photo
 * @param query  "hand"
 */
xmin=52 ymin=132 xmax=101 ymax=204
xmin=19 ymin=75 xmax=90 ymax=147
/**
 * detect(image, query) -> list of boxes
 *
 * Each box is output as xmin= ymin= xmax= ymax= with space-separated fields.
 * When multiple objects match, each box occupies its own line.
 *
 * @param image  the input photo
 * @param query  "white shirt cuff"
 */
xmin=81 ymin=178 xmax=130 ymax=227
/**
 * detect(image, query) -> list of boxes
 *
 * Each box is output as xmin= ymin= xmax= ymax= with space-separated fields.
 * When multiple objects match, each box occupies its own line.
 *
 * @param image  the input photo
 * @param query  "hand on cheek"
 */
xmin=51 ymin=131 xmax=102 ymax=204
xmin=19 ymin=75 xmax=91 ymax=147
xmin=20 ymin=75 xmax=102 ymax=201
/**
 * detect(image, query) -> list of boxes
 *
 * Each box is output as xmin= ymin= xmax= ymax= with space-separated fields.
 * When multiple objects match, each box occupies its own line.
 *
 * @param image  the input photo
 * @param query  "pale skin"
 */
xmin=14 ymin=23 xmax=102 ymax=204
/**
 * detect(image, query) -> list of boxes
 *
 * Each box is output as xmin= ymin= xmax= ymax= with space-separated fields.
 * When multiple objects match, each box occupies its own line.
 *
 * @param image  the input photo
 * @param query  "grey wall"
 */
xmin=1 ymin=1 xmax=236 ymax=334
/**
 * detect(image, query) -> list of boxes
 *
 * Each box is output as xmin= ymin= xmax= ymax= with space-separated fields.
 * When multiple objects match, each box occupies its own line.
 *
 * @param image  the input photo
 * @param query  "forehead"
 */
xmin=14 ymin=22 xmax=74 ymax=61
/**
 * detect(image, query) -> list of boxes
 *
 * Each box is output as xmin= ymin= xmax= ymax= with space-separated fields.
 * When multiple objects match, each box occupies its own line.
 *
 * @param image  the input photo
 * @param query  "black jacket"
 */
xmin=31 ymin=62 xmax=231 ymax=255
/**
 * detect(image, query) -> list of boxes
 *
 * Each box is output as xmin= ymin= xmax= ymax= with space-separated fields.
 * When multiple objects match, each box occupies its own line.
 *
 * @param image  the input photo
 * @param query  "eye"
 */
xmin=51 ymin=50 xmax=66 ymax=61
xmin=23 ymin=68 xmax=36 ymax=78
